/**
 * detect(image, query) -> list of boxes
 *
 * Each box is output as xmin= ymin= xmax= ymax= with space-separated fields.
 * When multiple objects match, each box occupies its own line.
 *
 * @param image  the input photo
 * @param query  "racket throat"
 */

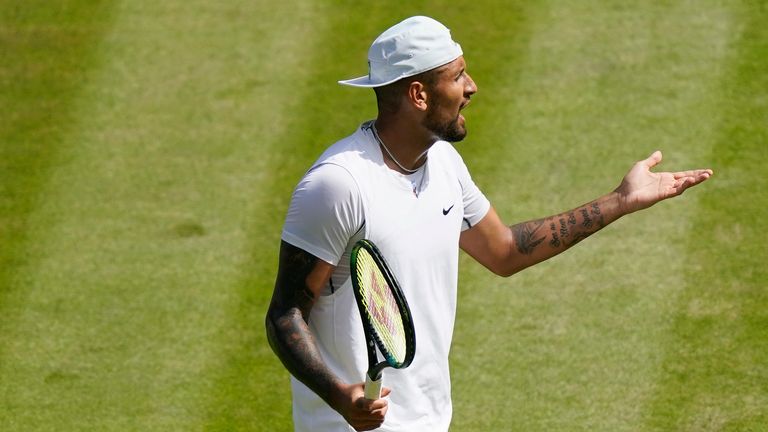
xmin=368 ymin=361 xmax=388 ymax=382
xmin=367 ymin=368 xmax=383 ymax=382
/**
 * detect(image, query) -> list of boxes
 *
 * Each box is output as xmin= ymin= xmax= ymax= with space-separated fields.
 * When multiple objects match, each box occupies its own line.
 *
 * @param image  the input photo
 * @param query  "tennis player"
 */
xmin=266 ymin=15 xmax=712 ymax=431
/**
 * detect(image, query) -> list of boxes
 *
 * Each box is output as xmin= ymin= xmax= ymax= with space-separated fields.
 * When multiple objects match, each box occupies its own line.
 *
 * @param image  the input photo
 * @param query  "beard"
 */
xmin=422 ymin=99 xmax=467 ymax=143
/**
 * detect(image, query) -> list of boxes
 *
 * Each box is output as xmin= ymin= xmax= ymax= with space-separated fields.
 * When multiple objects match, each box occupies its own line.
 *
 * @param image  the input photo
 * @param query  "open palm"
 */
xmin=615 ymin=151 xmax=713 ymax=214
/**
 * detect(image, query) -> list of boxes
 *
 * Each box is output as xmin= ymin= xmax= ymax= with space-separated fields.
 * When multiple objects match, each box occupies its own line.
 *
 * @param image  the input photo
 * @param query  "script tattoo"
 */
xmin=590 ymin=202 xmax=601 ymax=215
xmin=580 ymin=208 xmax=593 ymax=229
xmin=549 ymin=221 xmax=561 ymax=248
xmin=566 ymin=202 xmax=605 ymax=247
xmin=550 ymin=202 xmax=606 ymax=250
xmin=509 ymin=201 xmax=609 ymax=258
xmin=513 ymin=220 xmax=547 ymax=255
xmin=559 ymin=218 xmax=569 ymax=239
xmin=591 ymin=202 xmax=605 ymax=227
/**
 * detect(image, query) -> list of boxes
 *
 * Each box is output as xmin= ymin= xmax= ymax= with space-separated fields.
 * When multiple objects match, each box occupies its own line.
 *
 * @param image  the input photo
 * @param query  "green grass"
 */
xmin=1 ymin=0 xmax=766 ymax=431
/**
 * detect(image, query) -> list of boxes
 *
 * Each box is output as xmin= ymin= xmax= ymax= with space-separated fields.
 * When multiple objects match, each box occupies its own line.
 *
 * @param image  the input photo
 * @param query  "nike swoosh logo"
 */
xmin=442 ymin=204 xmax=455 ymax=215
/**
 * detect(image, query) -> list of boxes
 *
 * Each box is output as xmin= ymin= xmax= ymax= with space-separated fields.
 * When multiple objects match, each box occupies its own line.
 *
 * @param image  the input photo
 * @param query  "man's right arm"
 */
xmin=265 ymin=240 xmax=389 ymax=431
xmin=266 ymin=240 xmax=340 ymax=400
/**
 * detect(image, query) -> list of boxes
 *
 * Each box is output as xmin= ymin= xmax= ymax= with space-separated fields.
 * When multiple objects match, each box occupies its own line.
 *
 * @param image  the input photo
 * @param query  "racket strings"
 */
xmin=355 ymin=251 xmax=407 ymax=364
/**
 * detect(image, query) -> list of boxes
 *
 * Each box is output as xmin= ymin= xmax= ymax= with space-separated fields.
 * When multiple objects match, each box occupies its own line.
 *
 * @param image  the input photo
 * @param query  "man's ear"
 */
xmin=407 ymin=81 xmax=429 ymax=112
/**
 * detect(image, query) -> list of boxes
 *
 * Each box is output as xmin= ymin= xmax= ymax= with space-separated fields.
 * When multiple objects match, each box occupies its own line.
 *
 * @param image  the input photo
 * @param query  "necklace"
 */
xmin=371 ymin=122 xmax=423 ymax=174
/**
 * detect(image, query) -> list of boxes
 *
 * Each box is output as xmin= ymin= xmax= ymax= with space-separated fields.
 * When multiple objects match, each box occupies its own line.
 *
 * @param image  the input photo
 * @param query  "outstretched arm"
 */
xmin=266 ymin=241 xmax=390 ymax=431
xmin=460 ymin=151 xmax=713 ymax=276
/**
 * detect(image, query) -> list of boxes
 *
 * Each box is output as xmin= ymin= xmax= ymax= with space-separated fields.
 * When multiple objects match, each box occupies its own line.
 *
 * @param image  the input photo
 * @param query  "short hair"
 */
xmin=373 ymin=68 xmax=441 ymax=114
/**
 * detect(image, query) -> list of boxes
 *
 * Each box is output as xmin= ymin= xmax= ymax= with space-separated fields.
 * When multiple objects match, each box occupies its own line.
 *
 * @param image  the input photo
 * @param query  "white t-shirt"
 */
xmin=282 ymin=121 xmax=490 ymax=431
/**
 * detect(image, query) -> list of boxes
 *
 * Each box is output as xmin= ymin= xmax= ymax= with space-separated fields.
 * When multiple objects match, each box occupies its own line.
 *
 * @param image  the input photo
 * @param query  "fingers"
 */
xmin=350 ymin=398 xmax=388 ymax=431
xmin=671 ymin=170 xmax=713 ymax=195
xmin=355 ymin=395 xmax=388 ymax=411
xmin=672 ymin=168 xmax=714 ymax=180
xmin=673 ymin=170 xmax=713 ymax=193
xmin=672 ymin=177 xmax=695 ymax=194
xmin=347 ymin=386 xmax=390 ymax=431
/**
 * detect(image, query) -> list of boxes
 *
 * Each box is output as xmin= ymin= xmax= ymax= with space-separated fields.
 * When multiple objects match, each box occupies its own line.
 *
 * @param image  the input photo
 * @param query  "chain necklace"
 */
xmin=371 ymin=122 xmax=423 ymax=174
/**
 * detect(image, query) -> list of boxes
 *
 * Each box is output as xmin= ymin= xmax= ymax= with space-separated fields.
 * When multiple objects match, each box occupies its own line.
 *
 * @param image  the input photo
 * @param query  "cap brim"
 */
xmin=338 ymin=74 xmax=404 ymax=88
xmin=339 ymin=52 xmax=463 ymax=89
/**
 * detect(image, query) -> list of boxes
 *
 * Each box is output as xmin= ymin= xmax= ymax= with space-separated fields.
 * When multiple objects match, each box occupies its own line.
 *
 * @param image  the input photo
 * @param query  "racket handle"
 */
xmin=364 ymin=374 xmax=382 ymax=400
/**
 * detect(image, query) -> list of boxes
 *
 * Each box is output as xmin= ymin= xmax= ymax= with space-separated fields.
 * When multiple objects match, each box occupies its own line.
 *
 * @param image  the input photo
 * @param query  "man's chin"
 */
xmin=425 ymin=118 xmax=467 ymax=142
xmin=446 ymin=133 xmax=466 ymax=143
xmin=443 ymin=125 xmax=467 ymax=142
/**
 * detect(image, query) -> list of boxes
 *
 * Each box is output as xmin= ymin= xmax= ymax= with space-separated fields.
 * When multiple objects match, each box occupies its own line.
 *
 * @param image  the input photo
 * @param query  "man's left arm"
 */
xmin=460 ymin=151 xmax=713 ymax=276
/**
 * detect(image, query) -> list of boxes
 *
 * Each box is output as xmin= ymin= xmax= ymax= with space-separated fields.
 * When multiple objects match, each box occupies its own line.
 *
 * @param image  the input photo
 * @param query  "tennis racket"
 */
xmin=350 ymin=239 xmax=416 ymax=400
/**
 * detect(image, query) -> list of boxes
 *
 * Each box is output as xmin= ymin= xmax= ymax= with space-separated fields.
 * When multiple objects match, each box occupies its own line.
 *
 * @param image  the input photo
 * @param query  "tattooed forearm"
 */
xmin=510 ymin=201 xmax=609 ymax=257
xmin=266 ymin=307 xmax=340 ymax=401
xmin=513 ymin=219 xmax=547 ymax=255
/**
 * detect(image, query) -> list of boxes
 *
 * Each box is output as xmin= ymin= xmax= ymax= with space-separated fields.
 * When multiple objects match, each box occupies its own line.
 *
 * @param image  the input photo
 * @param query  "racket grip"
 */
xmin=364 ymin=374 xmax=382 ymax=400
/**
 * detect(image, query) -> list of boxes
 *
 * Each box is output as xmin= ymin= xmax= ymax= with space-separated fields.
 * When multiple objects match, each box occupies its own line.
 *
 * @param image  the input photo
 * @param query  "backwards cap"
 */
xmin=338 ymin=16 xmax=463 ymax=88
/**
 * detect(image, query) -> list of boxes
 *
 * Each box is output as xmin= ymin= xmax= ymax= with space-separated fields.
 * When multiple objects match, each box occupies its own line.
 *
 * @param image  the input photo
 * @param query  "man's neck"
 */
xmin=374 ymin=116 xmax=434 ymax=174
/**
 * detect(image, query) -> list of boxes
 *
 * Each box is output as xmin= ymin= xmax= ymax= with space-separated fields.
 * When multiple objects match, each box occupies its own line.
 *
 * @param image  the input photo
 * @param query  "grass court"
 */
xmin=1 ymin=0 xmax=766 ymax=430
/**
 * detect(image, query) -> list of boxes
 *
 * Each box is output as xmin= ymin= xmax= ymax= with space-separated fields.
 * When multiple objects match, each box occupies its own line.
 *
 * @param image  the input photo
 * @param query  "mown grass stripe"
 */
xmin=198 ymin=2 xmax=345 ymax=429
xmin=0 ymin=3 xmax=117 ymax=428
xmin=2 ymin=1 xmax=326 ymax=429
xmin=645 ymin=1 xmax=768 ymax=429
xmin=0 ymin=0 xmax=115 ymax=314
xmin=451 ymin=1 xmax=733 ymax=430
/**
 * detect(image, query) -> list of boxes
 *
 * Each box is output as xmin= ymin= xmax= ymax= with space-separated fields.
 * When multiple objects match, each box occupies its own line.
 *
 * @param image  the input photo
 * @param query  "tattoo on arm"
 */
xmin=510 ymin=201 xmax=608 ymax=257
xmin=549 ymin=221 xmax=561 ymax=248
xmin=279 ymin=244 xmax=319 ymax=318
xmin=580 ymin=208 xmax=593 ymax=229
xmin=559 ymin=218 xmax=569 ymax=239
xmin=591 ymin=202 xmax=605 ymax=227
xmin=266 ymin=242 xmax=339 ymax=402
xmin=513 ymin=219 xmax=547 ymax=255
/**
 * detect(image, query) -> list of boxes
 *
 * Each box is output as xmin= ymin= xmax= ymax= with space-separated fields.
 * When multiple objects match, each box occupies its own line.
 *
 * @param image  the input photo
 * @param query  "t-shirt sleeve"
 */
xmin=450 ymin=148 xmax=491 ymax=231
xmin=281 ymin=163 xmax=363 ymax=265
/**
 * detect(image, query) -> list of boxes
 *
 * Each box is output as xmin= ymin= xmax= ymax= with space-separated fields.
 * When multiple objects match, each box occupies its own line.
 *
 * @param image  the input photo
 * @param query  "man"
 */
xmin=266 ymin=16 xmax=712 ymax=432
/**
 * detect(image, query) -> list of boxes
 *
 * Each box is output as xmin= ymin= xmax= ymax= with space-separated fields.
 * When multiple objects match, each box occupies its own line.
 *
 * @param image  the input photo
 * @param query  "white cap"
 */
xmin=339 ymin=16 xmax=463 ymax=88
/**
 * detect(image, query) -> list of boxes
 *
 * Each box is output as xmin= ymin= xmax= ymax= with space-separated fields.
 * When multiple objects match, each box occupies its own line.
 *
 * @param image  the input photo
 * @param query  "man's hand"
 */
xmin=615 ymin=150 xmax=713 ymax=214
xmin=332 ymin=383 xmax=391 ymax=431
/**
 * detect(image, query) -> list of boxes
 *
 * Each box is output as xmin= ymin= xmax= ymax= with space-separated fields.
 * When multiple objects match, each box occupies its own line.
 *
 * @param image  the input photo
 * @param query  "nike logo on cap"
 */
xmin=442 ymin=204 xmax=455 ymax=215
